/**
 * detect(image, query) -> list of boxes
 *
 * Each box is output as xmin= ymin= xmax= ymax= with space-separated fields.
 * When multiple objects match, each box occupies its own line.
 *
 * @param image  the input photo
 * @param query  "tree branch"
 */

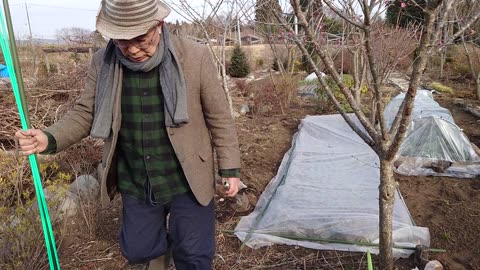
xmin=290 ymin=0 xmax=379 ymax=148
xmin=361 ymin=0 xmax=389 ymax=143
xmin=387 ymin=2 xmax=442 ymax=160
xmin=322 ymin=0 xmax=365 ymax=30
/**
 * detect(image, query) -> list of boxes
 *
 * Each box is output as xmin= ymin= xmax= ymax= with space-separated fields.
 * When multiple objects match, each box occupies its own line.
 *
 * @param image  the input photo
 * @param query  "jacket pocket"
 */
xmin=198 ymin=144 xmax=213 ymax=162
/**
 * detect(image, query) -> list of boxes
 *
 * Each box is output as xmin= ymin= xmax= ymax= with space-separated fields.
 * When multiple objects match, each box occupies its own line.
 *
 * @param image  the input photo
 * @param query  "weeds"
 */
xmin=234 ymin=79 xmax=251 ymax=98
xmin=440 ymin=231 xmax=450 ymax=241
xmin=429 ymin=82 xmax=454 ymax=94
xmin=317 ymin=74 xmax=369 ymax=112
xmin=0 ymin=151 xmax=71 ymax=269
xmin=251 ymin=74 xmax=298 ymax=116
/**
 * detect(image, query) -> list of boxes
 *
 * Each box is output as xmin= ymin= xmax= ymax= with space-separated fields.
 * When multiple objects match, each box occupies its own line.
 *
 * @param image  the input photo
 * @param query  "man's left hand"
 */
xmin=222 ymin=177 xmax=240 ymax=197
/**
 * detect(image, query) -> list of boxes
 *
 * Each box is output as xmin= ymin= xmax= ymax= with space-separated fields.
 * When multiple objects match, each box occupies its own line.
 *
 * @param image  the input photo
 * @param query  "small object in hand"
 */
xmin=223 ymin=180 xmax=230 ymax=191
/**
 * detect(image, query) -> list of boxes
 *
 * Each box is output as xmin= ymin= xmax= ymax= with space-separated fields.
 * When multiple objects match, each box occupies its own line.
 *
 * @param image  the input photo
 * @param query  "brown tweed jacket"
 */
xmin=44 ymin=36 xmax=241 ymax=207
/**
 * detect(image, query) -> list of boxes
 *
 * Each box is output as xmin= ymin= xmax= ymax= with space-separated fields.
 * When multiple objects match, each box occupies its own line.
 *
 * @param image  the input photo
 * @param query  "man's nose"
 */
xmin=127 ymin=44 xmax=140 ymax=54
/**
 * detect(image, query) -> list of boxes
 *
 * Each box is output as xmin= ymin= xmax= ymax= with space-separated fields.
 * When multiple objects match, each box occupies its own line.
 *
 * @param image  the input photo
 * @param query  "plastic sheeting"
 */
xmin=384 ymin=90 xmax=480 ymax=177
xmin=235 ymin=114 xmax=430 ymax=258
xmin=384 ymin=90 xmax=453 ymax=128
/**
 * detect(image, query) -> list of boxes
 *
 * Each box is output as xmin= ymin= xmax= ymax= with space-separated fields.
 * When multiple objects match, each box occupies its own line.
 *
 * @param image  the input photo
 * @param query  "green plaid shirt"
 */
xmin=116 ymin=66 xmax=189 ymax=204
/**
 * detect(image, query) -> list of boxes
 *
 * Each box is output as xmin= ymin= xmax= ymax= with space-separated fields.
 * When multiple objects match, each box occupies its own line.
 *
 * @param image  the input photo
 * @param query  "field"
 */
xmin=1 ymin=45 xmax=480 ymax=270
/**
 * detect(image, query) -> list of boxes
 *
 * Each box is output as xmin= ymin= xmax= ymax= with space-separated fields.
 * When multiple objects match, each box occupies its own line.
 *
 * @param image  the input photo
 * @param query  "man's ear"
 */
xmin=157 ymin=22 xmax=164 ymax=34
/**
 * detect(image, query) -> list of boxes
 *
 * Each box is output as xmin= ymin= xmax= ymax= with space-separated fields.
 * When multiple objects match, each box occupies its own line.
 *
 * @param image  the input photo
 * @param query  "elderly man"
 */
xmin=15 ymin=0 xmax=241 ymax=269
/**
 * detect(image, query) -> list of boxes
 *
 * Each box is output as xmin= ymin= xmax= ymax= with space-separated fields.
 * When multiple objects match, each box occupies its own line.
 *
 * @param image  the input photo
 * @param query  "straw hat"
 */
xmin=96 ymin=0 xmax=171 ymax=40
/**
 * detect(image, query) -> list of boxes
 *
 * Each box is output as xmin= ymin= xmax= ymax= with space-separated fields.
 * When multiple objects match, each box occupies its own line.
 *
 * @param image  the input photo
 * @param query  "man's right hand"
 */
xmin=14 ymin=129 xmax=48 ymax=156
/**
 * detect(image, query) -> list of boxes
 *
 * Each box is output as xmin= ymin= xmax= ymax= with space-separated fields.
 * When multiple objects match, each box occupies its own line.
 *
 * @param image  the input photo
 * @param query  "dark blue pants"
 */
xmin=120 ymin=192 xmax=215 ymax=270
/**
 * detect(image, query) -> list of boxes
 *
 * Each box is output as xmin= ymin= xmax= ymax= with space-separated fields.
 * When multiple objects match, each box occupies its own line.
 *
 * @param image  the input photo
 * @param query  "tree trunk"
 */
xmin=476 ymin=73 xmax=480 ymax=100
xmin=379 ymin=159 xmax=395 ymax=270
xmin=440 ymin=49 xmax=445 ymax=79
xmin=462 ymin=38 xmax=478 ymax=99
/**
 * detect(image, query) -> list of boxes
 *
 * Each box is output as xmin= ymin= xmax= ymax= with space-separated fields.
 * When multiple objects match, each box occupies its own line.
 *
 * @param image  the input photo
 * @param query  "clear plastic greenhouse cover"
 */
xmin=235 ymin=114 xmax=430 ymax=258
xmin=384 ymin=90 xmax=480 ymax=177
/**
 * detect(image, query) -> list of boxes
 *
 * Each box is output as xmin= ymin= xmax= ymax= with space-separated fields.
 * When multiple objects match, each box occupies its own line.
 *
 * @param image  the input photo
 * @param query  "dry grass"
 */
xmin=0 ymin=47 xmax=97 ymax=269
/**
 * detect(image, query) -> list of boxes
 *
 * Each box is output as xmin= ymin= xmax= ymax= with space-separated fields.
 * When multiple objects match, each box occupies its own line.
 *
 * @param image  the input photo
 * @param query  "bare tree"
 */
xmin=56 ymin=27 xmax=95 ymax=45
xmin=282 ymin=0 xmax=480 ymax=269
xmin=166 ymin=0 xmax=256 ymax=116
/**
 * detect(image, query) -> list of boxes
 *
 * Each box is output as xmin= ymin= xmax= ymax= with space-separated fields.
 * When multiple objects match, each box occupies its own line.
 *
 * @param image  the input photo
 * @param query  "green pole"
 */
xmin=0 ymin=1 xmax=60 ymax=269
xmin=367 ymin=250 xmax=373 ymax=270
xmin=2 ymin=0 xmax=30 ymax=125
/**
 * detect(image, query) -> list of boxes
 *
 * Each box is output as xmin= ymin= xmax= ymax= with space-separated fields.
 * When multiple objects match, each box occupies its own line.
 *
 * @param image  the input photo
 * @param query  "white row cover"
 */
xmin=235 ymin=114 xmax=430 ymax=258
xmin=384 ymin=90 xmax=480 ymax=177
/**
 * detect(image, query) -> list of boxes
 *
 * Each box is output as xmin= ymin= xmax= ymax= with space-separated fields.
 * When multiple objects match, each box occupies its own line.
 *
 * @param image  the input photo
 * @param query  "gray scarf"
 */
xmin=91 ymin=24 xmax=189 ymax=139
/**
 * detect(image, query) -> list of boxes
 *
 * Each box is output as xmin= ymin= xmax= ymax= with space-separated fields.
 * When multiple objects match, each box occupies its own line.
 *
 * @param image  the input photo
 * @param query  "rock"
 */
xmin=424 ymin=260 xmax=443 ymax=270
xmin=42 ymin=184 xmax=78 ymax=221
xmin=41 ymin=175 xmax=99 ymax=221
xmin=238 ymin=180 xmax=248 ymax=191
xmin=59 ymin=192 xmax=80 ymax=220
xmin=247 ymin=193 xmax=258 ymax=207
xmin=453 ymin=98 xmax=465 ymax=105
xmin=239 ymin=104 xmax=250 ymax=115
xmin=69 ymin=175 xmax=99 ymax=202
xmin=230 ymin=193 xmax=250 ymax=212
xmin=431 ymin=160 xmax=453 ymax=173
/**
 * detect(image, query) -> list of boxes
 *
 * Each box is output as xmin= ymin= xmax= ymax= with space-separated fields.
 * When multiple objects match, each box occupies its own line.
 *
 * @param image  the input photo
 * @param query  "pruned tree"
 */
xmin=280 ymin=0 xmax=480 ymax=269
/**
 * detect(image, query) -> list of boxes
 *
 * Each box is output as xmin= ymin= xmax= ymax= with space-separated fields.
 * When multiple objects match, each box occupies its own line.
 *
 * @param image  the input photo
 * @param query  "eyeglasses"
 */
xmin=113 ymin=28 xmax=157 ymax=50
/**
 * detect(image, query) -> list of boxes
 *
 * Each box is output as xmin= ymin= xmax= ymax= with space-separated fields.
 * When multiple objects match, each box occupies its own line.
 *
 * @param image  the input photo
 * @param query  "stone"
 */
xmin=424 ymin=260 xmax=443 ymax=270
xmin=69 ymin=175 xmax=100 ymax=202
xmin=247 ymin=193 xmax=258 ymax=207
xmin=238 ymin=180 xmax=247 ymax=191
xmin=239 ymin=104 xmax=250 ymax=115
xmin=38 ymin=175 xmax=99 ymax=221
xmin=42 ymin=184 xmax=78 ymax=221
xmin=230 ymin=193 xmax=250 ymax=212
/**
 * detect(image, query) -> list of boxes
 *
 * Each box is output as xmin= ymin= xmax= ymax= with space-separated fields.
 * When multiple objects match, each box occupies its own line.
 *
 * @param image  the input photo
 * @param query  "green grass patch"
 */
xmin=429 ymin=81 xmax=454 ymax=94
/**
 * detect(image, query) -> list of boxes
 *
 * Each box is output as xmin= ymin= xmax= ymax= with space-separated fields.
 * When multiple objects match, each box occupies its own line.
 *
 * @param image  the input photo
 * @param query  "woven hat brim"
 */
xmin=96 ymin=1 xmax=171 ymax=40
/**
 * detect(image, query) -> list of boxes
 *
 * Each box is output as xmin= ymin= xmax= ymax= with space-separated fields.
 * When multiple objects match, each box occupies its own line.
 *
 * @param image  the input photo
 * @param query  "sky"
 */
xmin=7 ymin=0 xmax=199 ymax=40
